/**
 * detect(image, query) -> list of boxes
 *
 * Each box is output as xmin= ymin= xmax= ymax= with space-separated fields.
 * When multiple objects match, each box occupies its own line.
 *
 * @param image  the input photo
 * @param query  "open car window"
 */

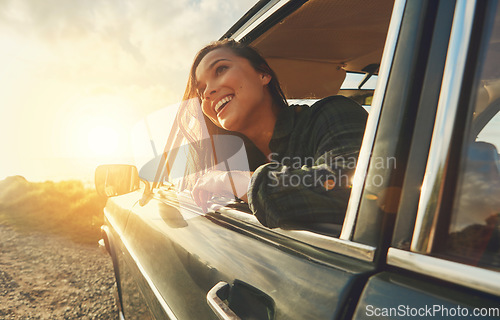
xmin=155 ymin=2 xmax=394 ymax=241
xmin=159 ymin=71 xmax=380 ymax=195
xmin=291 ymin=72 xmax=379 ymax=112
xmin=150 ymin=0 xmax=395 ymax=247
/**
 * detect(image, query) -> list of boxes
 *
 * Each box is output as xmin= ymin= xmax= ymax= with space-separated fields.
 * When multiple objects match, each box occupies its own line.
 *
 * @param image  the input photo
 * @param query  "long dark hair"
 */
xmin=176 ymin=39 xmax=288 ymax=188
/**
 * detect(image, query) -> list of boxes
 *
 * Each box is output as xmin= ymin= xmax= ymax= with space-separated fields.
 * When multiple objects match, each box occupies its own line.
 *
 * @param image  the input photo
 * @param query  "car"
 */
xmin=95 ymin=0 xmax=500 ymax=319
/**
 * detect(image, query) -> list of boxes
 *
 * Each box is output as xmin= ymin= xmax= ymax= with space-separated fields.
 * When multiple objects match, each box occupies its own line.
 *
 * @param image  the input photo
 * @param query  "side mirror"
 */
xmin=95 ymin=164 xmax=140 ymax=197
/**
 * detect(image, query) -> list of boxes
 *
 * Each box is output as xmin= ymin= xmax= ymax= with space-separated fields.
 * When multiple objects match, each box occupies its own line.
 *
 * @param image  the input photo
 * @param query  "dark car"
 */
xmin=96 ymin=0 xmax=500 ymax=319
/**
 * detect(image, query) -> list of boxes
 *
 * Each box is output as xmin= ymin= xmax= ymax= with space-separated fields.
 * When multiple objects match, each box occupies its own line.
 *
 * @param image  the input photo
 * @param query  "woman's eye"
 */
xmin=215 ymin=65 xmax=228 ymax=76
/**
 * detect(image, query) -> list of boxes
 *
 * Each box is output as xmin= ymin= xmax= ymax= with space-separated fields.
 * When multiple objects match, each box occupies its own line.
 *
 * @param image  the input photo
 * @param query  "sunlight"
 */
xmin=87 ymin=126 xmax=120 ymax=157
xmin=57 ymin=93 xmax=138 ymax=160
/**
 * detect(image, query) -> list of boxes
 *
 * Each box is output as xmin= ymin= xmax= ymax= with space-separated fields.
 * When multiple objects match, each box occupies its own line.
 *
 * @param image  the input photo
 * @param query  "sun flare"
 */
xmin=87 ymin=126 xmax=120 ymax=157
xmin=60 ymin=93 xmax=138 ymax=160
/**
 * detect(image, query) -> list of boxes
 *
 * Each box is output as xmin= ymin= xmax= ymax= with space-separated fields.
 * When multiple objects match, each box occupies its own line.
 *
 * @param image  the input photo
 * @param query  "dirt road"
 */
xmin=0 ymin=225 xmax=117 ymax=319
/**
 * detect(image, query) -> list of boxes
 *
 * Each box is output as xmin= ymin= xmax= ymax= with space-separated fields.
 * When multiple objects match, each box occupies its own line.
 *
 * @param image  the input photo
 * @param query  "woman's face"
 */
xmin=195 ymin=48 xmax=272 ymax=133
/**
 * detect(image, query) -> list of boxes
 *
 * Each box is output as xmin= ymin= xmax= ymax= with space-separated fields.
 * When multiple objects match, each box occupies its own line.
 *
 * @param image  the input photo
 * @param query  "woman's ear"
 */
xmin=260 ymin=73 xmax=272 ymax=85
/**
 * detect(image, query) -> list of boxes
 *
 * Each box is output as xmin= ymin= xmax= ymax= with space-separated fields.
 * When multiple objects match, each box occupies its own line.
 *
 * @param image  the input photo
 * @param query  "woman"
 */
xmin=178 ymin=39 xmax=368 ymax=229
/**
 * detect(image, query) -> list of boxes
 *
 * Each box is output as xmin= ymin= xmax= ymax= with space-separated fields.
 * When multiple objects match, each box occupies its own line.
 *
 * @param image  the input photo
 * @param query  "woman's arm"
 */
xmin=192 ymin=170 xmax=253 ymax=212
xmin=248 ymin=98 xmax=367 ymax=228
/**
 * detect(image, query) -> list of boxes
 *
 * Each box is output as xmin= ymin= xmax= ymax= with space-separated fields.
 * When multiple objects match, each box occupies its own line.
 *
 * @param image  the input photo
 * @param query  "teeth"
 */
xmin=215 ymin=96 xmax=233 ymax=113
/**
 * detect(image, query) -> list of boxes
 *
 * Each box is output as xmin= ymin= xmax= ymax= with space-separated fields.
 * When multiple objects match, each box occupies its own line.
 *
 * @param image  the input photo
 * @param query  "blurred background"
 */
xmin=0 ymin=0 xmax=257 ymax=245
xmin=0 ymin=0 xmax=257 ymax=183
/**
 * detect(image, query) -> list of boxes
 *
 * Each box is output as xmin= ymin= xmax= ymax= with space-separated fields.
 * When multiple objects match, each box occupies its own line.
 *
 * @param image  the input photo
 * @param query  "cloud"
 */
xmin=1 ymin=0 xmax=258 ymax=105
xmin=0 ymin=0 xmax=256 ymax=87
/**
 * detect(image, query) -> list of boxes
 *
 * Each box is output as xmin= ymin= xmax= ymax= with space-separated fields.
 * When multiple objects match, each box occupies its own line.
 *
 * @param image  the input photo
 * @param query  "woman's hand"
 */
xmin=192 ymin=170 xmax=251 ymax=213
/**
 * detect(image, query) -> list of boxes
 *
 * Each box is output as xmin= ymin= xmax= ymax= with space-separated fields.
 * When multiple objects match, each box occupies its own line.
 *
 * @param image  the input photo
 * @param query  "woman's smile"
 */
xmin=215 ymin=95 xmax=233 ymax=114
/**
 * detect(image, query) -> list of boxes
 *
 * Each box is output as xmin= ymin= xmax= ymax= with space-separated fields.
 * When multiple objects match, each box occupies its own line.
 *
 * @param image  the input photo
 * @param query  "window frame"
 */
xmin=387 ymin=0 xmax=500 ymax=297
xmin=343 ymin=0 xmax=452 ymax=250
xmin=341 ymin=0 xmax=406 ymax=242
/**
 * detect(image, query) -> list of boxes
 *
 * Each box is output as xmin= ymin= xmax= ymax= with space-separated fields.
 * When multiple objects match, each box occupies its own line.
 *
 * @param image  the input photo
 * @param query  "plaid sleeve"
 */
xmin=248 ymin=96 xmax=367 ymax=229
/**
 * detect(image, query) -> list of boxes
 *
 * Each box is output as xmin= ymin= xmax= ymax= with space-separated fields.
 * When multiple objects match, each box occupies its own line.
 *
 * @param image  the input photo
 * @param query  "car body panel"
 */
xmin=353 ymin=272 xmax=500 ymax=320
xmin=104 ymin=190 xmax=140 ymax=233
xmin=119 ymin=192 xmax=375 ymax=319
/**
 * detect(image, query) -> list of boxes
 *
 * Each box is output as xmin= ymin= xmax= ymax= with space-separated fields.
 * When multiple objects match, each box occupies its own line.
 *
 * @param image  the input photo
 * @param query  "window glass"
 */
xmin=338 ymin=72 xmax=378 ymax=110
xmin=340 ymin=72 xmax=378 ymax=90
xmin=442 ymin=6 xmax=500 ymax=270
xmin=131 ymin=102 xmax=182 ymax=183
xmin=164 ymin=137 xmax=190 ymax=190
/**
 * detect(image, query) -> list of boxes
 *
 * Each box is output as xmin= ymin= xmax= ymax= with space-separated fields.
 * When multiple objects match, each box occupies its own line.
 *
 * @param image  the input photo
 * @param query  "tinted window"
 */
xmin=442 ymin=5 xmax=500 ymax=270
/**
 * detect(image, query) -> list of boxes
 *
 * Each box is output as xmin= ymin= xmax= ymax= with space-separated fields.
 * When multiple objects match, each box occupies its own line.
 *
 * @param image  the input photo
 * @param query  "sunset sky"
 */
xmin=0 ymin=0 xmax=257 ymax=182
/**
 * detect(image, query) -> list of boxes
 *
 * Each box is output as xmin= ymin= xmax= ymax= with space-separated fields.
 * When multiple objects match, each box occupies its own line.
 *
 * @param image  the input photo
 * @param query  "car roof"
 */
xmin=224 ymin=0 xmax=394 ymax=98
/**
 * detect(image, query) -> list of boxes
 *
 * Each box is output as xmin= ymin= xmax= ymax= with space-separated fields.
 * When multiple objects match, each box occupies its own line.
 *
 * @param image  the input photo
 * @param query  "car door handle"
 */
xmin=207 ymin=282 xmax=241 ymax=320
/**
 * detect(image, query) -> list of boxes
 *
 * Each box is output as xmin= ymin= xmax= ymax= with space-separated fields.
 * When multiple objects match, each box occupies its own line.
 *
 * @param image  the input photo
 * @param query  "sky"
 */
xmin=0 ymin=0 xmax=257 ymax=183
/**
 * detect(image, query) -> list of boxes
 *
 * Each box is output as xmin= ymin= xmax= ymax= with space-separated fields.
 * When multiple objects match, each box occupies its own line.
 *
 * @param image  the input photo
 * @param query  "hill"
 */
xmin=0 ymin=176 xmax=106 ymax=245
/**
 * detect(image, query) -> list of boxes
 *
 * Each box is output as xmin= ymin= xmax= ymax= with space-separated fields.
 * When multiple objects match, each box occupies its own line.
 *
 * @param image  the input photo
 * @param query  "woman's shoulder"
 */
xmin=311 ymin=95 xmax=366 ymax=113
xmin=284 ymin=96 xmax=366 ymax=141
xmin=290 ymin=95 xmax=367 ymax=122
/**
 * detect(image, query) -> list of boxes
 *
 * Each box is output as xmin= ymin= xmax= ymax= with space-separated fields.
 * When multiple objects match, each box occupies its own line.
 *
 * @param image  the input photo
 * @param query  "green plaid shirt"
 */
xmin=248 ymin=95 xmax=368 ymax=229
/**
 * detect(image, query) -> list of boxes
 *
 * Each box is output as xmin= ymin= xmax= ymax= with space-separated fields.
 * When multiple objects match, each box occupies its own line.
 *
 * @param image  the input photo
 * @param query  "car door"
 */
xmin=122 ymin=108 xmax=378 ymax=320
xmin=354 ymin=0 xmax=500 ymax=318
xmin=115 ymin=1 xmax=468 ymax=319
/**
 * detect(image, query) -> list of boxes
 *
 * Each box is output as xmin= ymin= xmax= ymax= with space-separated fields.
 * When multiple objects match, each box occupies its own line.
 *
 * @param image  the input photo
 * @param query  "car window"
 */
xmin=339 ymin=72 xmax=378 ymax=112
xmin=131 ymin=103 xmax=180 ymax=183
xmin=438 ymin=4 xmax=500 ymax=270
xmin=156 ymin=0 xmax=394 ymax=244
xmin=340 ymin=72 xmax=378 ymax=90
xmin=477 ymin=111 xmax=500 ymax=150
xmin=287 ymin=73 xmax=378 ymax=108
xmin=164 ymin=136 xmax=190 ymax=190
xmin=161 ymin=74 xmax=377 ymax=191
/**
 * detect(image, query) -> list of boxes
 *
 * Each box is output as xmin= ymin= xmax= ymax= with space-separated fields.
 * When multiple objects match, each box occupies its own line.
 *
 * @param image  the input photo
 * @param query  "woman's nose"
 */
xmin=203 ymin=85 xmax=217 ymax=100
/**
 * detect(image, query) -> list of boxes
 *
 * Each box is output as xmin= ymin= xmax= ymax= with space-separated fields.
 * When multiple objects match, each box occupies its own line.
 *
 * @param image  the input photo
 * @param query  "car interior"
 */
xmin=247 ymin=0 xmax=395 ymax=101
